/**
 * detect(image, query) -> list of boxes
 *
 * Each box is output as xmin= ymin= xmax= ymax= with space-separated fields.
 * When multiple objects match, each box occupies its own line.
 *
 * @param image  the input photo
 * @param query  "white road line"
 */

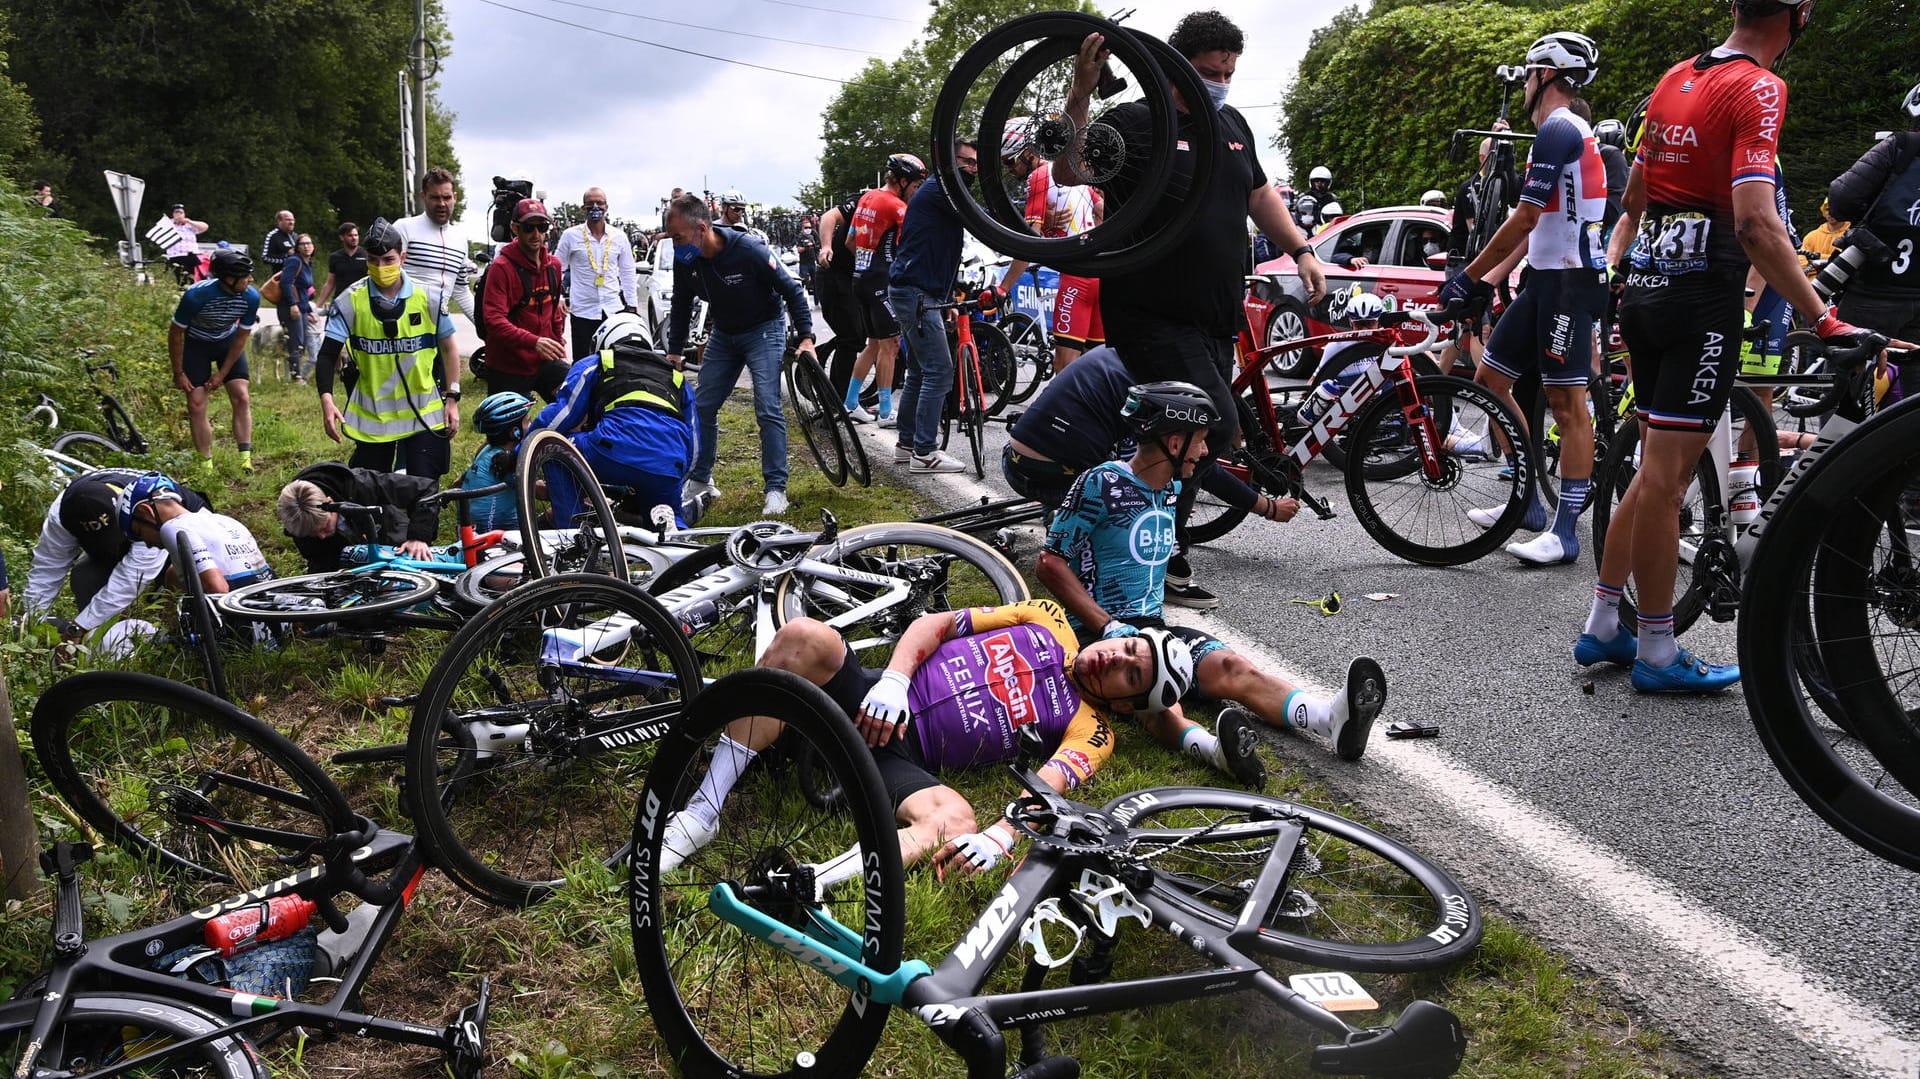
xmin=842 ymin=426 xmax=1918 ymax=1076
xmin=1161 ymin=609 xmax=1920 ymax=1079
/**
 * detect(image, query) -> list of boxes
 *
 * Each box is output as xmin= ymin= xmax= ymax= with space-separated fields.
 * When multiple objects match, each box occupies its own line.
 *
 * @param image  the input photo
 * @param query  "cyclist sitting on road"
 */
xmin=1443 ymin=31 xmax=1609 ymax=567
xmin=1002 ymin=346 xmax=1290 ymax=528
xmin=457 ymin=391 xmax=535 ymax=532
xmin=274 ymin=462 xmax=441 ymax=572
xmin=21 ymin=468 xmax=210 ymax=644
xmin=118 ymin=473 xmax=274 ymax=596
xmin=658 ymin=597 xmax=1221 ymax=881
xmin=1036 ymin=381 xmax=1384 ymax=772
xmin=532 ymin=310 xmax=700 ymax=528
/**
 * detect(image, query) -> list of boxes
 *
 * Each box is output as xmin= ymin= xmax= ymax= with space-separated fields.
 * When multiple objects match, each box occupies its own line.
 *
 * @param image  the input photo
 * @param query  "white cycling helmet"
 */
xmin=719 ymin=190 xmax=747 ymax=207
xmin=1319 ymin=201 xmax=1345 ymax=219
xmin=1904 ymin=81 xmax=1920 ymax=121
xmin=1524 ymin=32 xmax=1599 ymax=86
xmin=1346 ymin=291 xmax=1386 ymax=322
xmin=1136 ymin=627 xmax=1196 ymax=713
xmin=1001 ymin=116 xmax=1034 ymax=159
xmin=1309 ymin=165 xmax=1333 ymax=183
xmin=1420 ymin=189 xmax=1446 ymax=206
xmin=594 ymin=309 xmax=652 ymax=353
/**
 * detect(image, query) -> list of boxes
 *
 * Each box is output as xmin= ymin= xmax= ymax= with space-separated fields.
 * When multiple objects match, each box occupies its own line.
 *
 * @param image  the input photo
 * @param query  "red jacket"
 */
xmin=479 ymin=241 xmax=565 ymax=375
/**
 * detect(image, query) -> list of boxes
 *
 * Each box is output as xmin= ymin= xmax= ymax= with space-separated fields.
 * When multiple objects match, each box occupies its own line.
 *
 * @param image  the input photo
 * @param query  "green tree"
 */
xmin=1 ymin=0 xmax=459 ymax=251
xmin=0 ymin=15 xmax=43 ymax=182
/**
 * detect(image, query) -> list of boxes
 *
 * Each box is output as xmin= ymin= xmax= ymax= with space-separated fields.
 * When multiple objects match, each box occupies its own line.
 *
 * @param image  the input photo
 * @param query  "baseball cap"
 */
xmin=513 ymin=198 xmax=552 ymax=223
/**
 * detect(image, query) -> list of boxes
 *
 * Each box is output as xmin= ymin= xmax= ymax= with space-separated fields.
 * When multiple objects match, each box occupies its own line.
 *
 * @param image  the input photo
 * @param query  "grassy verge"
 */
xmin=1 ymin=227 xmax=1702 ymax=1076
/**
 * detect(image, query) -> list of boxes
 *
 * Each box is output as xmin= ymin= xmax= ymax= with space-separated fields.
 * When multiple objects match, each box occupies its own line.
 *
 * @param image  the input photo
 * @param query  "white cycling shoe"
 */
xmin=659 ymin=810 xmax=719 ymax=874
xmin=1505 ymin=532 xmax=1578 ymax=565
xmin=1466 ymin=506 xmax=1503 ymax=530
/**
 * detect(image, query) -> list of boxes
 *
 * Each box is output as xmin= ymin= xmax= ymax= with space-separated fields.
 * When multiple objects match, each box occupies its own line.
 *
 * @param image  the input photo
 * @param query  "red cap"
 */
xmin=513 ymin=198 xmax=551 ymax=223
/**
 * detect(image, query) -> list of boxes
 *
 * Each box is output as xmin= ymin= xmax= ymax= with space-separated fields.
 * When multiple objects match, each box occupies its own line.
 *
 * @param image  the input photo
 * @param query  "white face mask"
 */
xmin=1203 ymin=78 xmax=1230 ymax=111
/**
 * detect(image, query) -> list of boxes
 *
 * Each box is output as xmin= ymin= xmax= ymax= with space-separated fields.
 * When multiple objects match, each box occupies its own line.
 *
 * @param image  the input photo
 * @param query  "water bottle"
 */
xmin=1728 ymin=459 xmax=1760 ymax=528
xmin=205 ymin=894 xmax=317 ymax=957
xmin=1298 ymin=379 xmax=1343 ymax=425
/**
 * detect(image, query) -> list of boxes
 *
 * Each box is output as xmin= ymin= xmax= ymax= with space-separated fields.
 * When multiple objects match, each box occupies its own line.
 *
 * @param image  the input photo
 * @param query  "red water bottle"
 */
xmin=204 ymin=895 xmax=317 ymax=956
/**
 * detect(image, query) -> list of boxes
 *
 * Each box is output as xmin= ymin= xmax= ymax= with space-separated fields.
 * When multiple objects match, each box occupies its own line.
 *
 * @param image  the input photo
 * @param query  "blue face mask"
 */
xmin=1203 ymin=78 xmax=1230 ymax=111
xmin=586 ymin=207 xmax=607 ymax=222
xmin=674 ymin=242 xmax=699 ymax=263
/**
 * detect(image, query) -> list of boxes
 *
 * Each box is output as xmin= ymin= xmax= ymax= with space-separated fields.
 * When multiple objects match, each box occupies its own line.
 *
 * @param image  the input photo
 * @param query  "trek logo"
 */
xmin=956 ymin=881 xmax=1024 ymax=968
xmin=1690 ymin=332 xmax=1727 ymax=405
xmin=981 ymin=631 xmax=1036 ymax=728
xmin=1290 ymin=357 xmax=1391 ymax=466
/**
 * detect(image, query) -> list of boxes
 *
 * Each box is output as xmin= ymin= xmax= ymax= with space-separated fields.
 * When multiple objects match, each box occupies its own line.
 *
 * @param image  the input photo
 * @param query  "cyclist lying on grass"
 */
xmin=119 ymin=473 xmax=275 ymax=596
xmin=1036 ymin=382 xmax=1386 ymax=774
xmin=660 ymin=597 xmax=1226 ymax=882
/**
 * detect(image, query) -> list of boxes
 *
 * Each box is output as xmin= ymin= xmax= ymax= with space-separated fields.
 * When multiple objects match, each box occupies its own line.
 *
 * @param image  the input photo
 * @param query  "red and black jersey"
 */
xmin=1629 ymin=51 xmax=1786 ymax=276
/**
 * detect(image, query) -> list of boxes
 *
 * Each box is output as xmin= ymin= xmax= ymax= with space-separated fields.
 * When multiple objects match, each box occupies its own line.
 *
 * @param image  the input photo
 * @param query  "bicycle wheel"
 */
xmin=172 ymin=532 xmax=229 ymax=702
xmin=787 ymin=353 xmax=850 ymax=486
xmin=999 ymin=311 xmax=1051 ymax=405
xmin=957 ymin=341 xmax=988 ymax=479
xmin=50 ymin=431 xmax=132 ymax=469
xmin=451 ymin=545 xmax=678 ymax=610
xmin=973 ymin=320 xmax=1015 ymax=419
xmin=30 ymin=672 xmax=357 ymax=902
xmin=632 ymin=669 xmax=904 ymax=1079
xmin=1739 ymin=403 xmax=1920 ymax=870
xmin=216 ymin=568 xmax=441 ymax=625
xmin=403 ymin=573 xmax=702 ymax=907
xmin=1105 ymin=786 xmax=1482 ymax=972
xmin=1344 ymin=375 xmax=1533 ymax=565
xmin=101 ymin=395 xmax=148 ymax=453
xmin=516 ymin=429 xmax=631 ymax=583
xmin=0 ymin=993 xmax=267 ymax=1078
xmin=840 ymin=401 xmax=872 ymax=487
xmin=1313 ymin=348 xmax=1443 ymax=476
xmin=775 ymin=523 xmax=1028 ymax=662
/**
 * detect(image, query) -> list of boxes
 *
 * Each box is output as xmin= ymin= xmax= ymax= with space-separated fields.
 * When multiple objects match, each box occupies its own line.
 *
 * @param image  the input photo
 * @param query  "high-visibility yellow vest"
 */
xmin=342 ymin=280 xmax=446 ymax=442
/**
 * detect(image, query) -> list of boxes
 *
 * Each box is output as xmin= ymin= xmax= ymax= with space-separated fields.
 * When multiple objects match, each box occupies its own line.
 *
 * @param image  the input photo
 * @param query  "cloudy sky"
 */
xmin=437 ymin=0 xmax=1334 ymax=237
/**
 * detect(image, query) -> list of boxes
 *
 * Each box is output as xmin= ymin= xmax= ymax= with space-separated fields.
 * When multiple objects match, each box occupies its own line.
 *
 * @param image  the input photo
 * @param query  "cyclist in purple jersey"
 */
xmin=1039 ymin=383 xmax=1385 ymax=771
xmin=656 ymin=598 xmax=1218 ymax=882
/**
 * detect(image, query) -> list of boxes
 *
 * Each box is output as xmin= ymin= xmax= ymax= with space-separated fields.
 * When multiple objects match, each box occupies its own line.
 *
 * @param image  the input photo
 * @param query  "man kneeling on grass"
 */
xmin=658 ymin=597 xmax=1215 ymax=882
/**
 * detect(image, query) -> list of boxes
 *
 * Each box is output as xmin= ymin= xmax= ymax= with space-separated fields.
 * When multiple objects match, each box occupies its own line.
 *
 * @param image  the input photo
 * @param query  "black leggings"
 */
xmin=816 ymin=271 xmax=866 ymax=397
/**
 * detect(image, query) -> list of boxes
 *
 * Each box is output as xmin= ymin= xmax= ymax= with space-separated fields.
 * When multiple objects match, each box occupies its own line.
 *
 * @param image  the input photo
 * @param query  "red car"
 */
xmin=1248 ymin=206 xmax=1456 ymax=376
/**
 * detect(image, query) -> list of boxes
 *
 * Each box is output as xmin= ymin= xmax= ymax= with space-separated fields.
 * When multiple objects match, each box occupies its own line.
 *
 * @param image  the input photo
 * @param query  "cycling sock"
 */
xmin=842 ymin=382 xmax=861 ymax=411
xmin=1551 ymin=478 xmax=1589 ymax=545
xmin=1280 ymin=689 xmax=1333 ymax=736
xmin=685 ymin=735 xmax=756 ymax=832
xmin=1585 ymin=583 xmax=1624 ymax=641
xmin=809 ymin=844 xmax=865 ymax=893
xmin=1637 ymin=612 xmax=1679 ymax=666
xmin=878 ymin=387 xmax=893 ymax=417
xmin=1180 ymin=727 xmax=1225 ymax=771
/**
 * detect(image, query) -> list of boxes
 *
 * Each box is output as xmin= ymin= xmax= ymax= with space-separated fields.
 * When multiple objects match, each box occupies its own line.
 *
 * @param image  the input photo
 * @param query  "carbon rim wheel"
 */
xmin=788 ymin=353 xmax=849 ymax=486
xmin=517 ymin=428 xmax=632 ymax=583
xmin=173 ymin=531 xmax=229 ymax=701
xmin=216 ymin=569 xmax=442 ymax=625
xmin=30 ymin=671 xmax=356 ymax=905
xmin=999 ymin=311 xmax=1050 ymax=405
xmin=972 ymin=320 xmax=1015 ymax=419
xmin=1104 ymin=786 xmax=1482 ymax=972
xmin=50 ymin=430 xmax=132 ymax=469
xmin=959 ymin=342 xmax=988 ymax=479
xmin=404 ymin=574 xmax=703 ymax=906
xmin=632 ymin=669 xmax=903 ymax=1079
xmin=0 ymin=993 xmax=268 ymax=1079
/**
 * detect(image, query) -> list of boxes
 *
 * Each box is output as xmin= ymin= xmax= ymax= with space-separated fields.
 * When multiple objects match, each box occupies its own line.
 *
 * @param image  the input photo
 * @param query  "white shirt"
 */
xmin=553 ymin=223 xmax=637 ymax=319
xmin=155 ymin=512 xmax=274 ymax=586
xmin=394 ymin=213 xmax=476 ymax=319
xmin=150 ymin=217 xmax=203 ymax=258
xmin=24 ymin=490 xmax=166 ymax=632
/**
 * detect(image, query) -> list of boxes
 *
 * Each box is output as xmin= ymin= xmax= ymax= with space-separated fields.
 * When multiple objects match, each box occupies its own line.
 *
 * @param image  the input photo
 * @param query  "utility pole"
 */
xmin=412 ymin=0 xmax=429 ymax=188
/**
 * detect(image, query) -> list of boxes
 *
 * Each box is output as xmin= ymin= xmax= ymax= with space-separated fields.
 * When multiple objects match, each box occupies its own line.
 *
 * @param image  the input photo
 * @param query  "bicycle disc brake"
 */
xmin=1871 ymin=557 xmax=1920 ymax=631
xmin=1697 ymin=536 xmax=1742 ymax=623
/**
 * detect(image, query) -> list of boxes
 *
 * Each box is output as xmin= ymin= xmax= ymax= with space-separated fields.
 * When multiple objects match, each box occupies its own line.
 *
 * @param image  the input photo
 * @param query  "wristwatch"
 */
xmin=445 ymin=382 xmax=462 ymax=402
xmin=1291 ymin=245 xmax=1314 ymax=260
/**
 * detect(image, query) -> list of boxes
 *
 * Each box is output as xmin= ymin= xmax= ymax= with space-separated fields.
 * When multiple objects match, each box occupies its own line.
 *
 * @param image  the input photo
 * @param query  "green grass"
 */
xmin=1 ymin=248 xmax=1703 ymax=1076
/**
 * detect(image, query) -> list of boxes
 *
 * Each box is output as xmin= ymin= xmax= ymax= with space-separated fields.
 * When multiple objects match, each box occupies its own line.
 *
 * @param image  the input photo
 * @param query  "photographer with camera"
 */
xmin=1826 ymin=82 xmax=1920 ymax=396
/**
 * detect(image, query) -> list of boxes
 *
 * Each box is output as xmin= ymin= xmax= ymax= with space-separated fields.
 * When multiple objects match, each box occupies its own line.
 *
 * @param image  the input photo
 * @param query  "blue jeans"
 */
xmin=690 ymin=317 xmax=789 ymax=491
xmin=888 ymin=283 xmax=951 ymax=456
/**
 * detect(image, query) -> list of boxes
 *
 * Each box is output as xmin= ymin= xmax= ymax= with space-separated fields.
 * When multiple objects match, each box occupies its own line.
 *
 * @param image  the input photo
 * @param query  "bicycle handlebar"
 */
xmin=324 ymin=501 xmax=388 ymax=527
xmin=423 ymin=482 xmax=509 ymax=506
xmin=1781 ymin=330 xmax=1894 ymax=419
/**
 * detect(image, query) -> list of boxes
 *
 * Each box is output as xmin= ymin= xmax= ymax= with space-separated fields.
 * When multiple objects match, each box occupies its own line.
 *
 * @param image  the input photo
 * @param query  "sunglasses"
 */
xmin=518 ymin=221 xmax=551 ymax=233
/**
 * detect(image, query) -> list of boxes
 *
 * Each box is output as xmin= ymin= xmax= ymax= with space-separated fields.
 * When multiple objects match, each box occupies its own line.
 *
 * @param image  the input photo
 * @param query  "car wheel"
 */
xmin=1266 ymin=295 xmax=1320 ymax=379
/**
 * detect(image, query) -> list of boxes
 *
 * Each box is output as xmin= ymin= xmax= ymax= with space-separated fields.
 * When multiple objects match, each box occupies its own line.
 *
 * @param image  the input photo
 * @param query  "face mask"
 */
xmin=367 ymin=262 xmax=402 ymax=288
xmin=1203 ymin=78 xmax=1229 ymax=110
xmin=674 ymin=242 xmax=699 ymax=263
xmin=586 ymin=207 xmax=607 ymax=222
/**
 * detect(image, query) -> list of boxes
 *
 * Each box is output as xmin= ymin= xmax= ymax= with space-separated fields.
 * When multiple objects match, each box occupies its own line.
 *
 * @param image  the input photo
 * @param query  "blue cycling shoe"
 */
xmin=1631 ymin=649 xmax=1740 ymax=694
xmin=1573 ymin=631 xmax=1636 ymax=668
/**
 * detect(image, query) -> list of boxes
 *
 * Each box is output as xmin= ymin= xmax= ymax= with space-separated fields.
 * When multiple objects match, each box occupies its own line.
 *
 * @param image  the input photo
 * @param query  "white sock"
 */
xmin=1180 ymin=727 xmax=1225 ymax=771
xmin=1585 ymin=583 xmax=1624 ymax=641
xmin=685 ymin=735 xmax=756 ymax=832
xmin=1281 ymin=689 xmax=1334 ymax=736
xmin=809 ymin=844 xmax=865 ymax=894
xmin=1637 ymin=612 xmax=1678 ymax=666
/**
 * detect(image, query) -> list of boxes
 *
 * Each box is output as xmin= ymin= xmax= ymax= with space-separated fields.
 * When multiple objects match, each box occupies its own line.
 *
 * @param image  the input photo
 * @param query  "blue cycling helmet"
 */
xmin=474 ymin=391 xmax=534 ymax=437
xmin=115 ymin=472 xmax=184 ymax=537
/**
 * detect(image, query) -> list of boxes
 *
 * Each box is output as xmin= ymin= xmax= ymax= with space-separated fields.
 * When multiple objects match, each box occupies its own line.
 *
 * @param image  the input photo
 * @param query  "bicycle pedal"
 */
xmin=445 ymin=976 xmax=491 ymax=1079
xmin=377 ymin=695 xmax=416 ymax=709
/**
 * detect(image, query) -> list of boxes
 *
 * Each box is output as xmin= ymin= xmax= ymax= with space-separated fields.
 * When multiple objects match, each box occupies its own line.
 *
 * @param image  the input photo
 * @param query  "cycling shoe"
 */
xmin=659 ymin=811 xmax=719 ymax=874
xmin=1215 ymin=706 xmax=1266 ymax=790
xmin=1506 ymin=532 xmax=1578 ymax=565
xmin=1468 ymin=502 xmax=1545 ymax=531
xmin=1631 ymin=650 xmax=1740 ymax=694
xmin=1572 ymin=631 xmax=1636 ymax=668
xmin=1331 ymin=657 xmax=1387 ymax=762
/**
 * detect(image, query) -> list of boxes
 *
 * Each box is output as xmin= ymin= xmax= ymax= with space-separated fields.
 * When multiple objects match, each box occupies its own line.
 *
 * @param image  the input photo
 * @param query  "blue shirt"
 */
xmin=281 ymin=254 xmax=314 ymax=316
xmin=666 ymin=228 xmax=812 ymax=354
xmin=535 ymin=353 xmax=700 ymax=476
xmin=457 ymin=443 xmax=521 ymax=532
xmin=172 ymin=279 xmax=261 ymax=343
xmin=1043 ymin=461 xmax=1180 ymax=627
xmin=890 ymin=174 xmax=967 ymax=295
xmin=324 ymin=276 xmax=456 ymax=343
xmin=1007 ymin=349 xmax=1137 ymax=469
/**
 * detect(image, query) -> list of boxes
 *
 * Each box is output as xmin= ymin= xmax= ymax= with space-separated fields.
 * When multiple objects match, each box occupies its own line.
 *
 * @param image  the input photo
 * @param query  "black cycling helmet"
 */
xmin=1595 ymin=118 xmax=1626 ymax=149
xmin=1623 ymin=93 xmax=1653 ymax=157
xmin=1121 ymin=381 xmax=1217 ymax=437
xmin=885 ymin=153 xmax=928 ymax=184
xmin=363 ymin=217 xmax=405 ymax=256
xmin=209 ymin=248 xmax=253 ymax=279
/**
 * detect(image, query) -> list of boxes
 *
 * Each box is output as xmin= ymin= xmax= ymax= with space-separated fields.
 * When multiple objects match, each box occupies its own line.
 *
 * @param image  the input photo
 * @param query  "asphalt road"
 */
xmin=819 ymin=355 xmax=1920 ymax=1079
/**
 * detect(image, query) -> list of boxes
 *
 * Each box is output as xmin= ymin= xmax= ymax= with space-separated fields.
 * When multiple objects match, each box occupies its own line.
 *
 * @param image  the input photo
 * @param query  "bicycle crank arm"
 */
xmin=1300 ymin=488 xmax=1337 ymax=520
xmin=706 ymin=882 xmax=931 ymax=1003
xmin=444 ymin=977 xmax=491 ymax=1079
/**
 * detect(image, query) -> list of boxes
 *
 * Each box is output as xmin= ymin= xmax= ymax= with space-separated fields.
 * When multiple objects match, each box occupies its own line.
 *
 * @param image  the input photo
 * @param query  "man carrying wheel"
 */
xmin=1442 ymin=31 xmax=1609 ymax=567
xmin=1058 ymin=10 xmax=1325 ymax=609
xmin=656 ymin=598 xmax=1275 ymax=880
xmin=1036 ymin=382 xmax=1383 ymax=772
xmin=1587 ymin=0 xmax=1868 ymax=693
